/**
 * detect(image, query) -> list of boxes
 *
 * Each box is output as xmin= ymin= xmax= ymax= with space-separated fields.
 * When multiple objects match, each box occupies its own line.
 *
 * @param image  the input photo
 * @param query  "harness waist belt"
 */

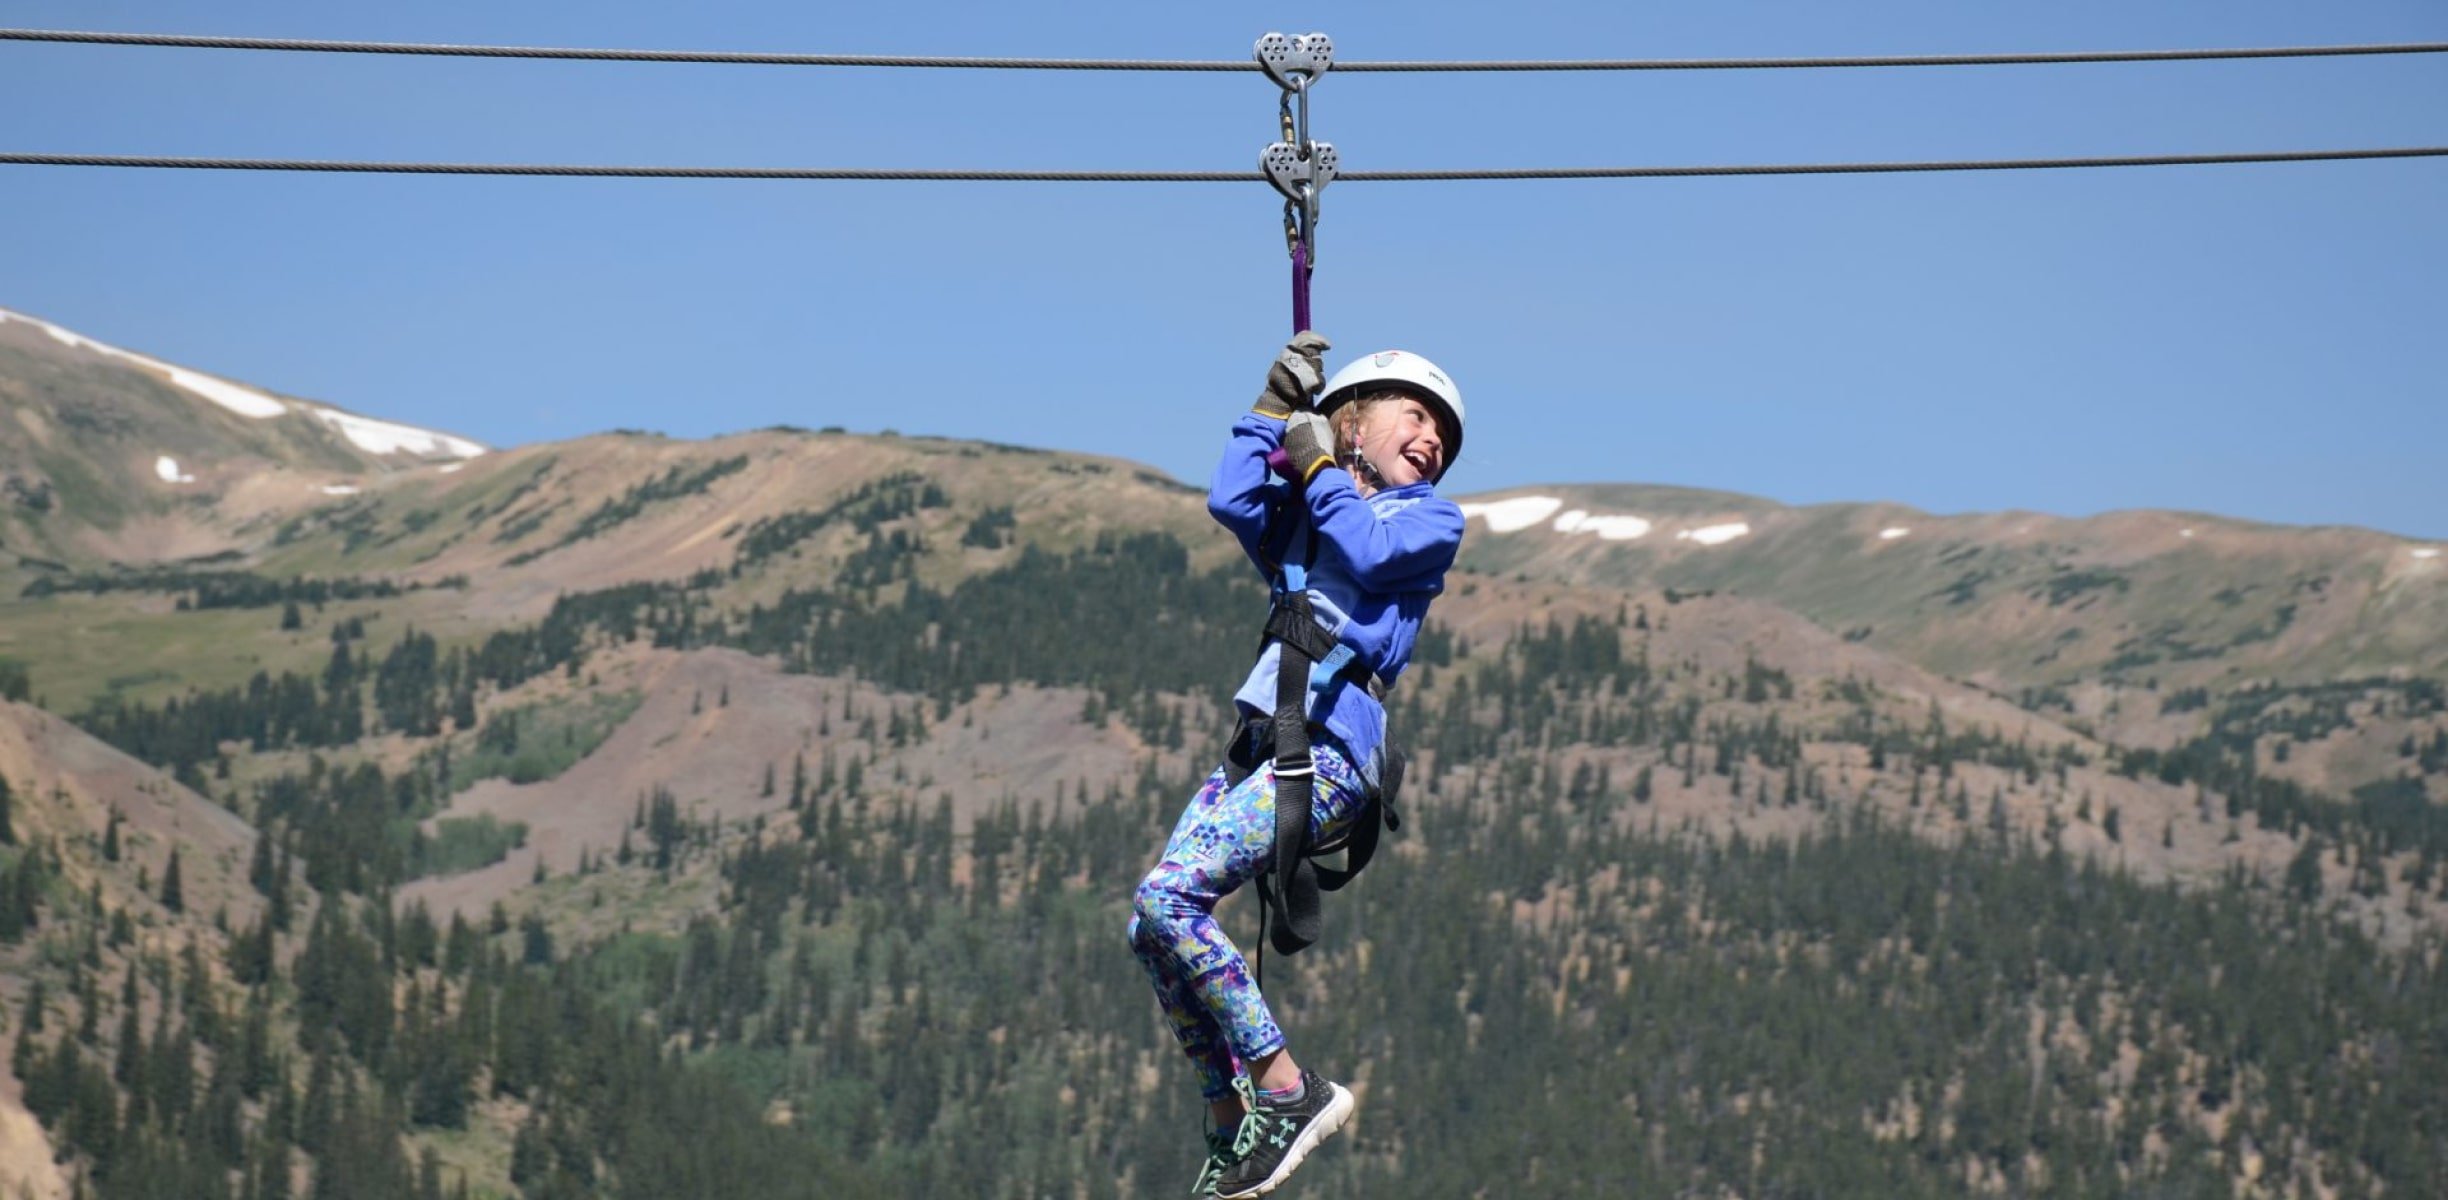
xmin=1261 ymin=603 xmax=1390 ymax=702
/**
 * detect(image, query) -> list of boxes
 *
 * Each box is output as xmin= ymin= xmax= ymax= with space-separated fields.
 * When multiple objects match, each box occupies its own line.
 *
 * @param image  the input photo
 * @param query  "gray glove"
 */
xmin=1282 ymin=411 xmax=1335 ymax=486
xmin=1253 ymin=330 xmax=1331 ymax=419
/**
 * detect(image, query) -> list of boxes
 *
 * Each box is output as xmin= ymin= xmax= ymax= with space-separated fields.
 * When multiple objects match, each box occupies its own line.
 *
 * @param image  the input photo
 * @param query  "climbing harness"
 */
xmin=1226 ymin=547 xmax=1406 ymax=962
xmin=1256 ymin=32 xmax=1336 ymax=335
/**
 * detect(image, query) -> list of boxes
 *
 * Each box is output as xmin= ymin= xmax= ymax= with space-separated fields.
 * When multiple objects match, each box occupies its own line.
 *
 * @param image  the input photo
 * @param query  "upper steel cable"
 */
xmin=4 ymin=148 xmax=2442 ymax=179
xmin=4 ymin=28 xmax=2447 ymax=71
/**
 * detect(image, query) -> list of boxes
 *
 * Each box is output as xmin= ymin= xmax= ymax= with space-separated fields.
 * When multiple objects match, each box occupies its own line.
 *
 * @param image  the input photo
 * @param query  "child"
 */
xmin=1128 ymin=332 xmax=1467 ymax=1198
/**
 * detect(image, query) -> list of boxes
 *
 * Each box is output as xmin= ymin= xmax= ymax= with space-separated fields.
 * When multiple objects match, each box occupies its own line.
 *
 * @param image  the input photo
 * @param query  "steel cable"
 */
xmin=1338 ymin=147 xmax=2448 ymax=180
xmin=0 ymin=28 xmax=1248 ymax=70
xmin=0 ymin=156 xmax=1254 ymax=181
xmin=3 ymin=148 xmax=2443 ymax=181
xmin=1337 ymin=45 xmax=2448 ymax=71
xmin=5 ymin=27 xmax=2448 ymax=71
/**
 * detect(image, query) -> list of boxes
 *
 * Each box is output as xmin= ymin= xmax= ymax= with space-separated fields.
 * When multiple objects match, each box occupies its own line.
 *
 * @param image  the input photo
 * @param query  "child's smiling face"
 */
xmin=1349 ymin=395 xmax=1449 ymax=490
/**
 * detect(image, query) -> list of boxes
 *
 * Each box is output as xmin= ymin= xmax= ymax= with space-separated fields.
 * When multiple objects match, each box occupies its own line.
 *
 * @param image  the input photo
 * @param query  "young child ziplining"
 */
xmin=1128 ymin=332 xmax=1467 ymax=1198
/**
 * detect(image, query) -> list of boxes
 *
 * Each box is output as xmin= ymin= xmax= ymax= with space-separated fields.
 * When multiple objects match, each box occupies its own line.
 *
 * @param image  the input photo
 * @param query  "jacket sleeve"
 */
xmin=1207 ymin=410 xmax=1292 ymax=575
xmin=1301 ymin=470 xmax=1465 ymax=593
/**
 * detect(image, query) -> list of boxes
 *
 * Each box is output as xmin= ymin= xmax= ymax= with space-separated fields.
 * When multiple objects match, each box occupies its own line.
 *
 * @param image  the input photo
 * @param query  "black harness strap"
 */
xmin=1313 ymin=748 xmax=1401 ymax=892
xmin=1259 ymin=591 xmax=1325 ymax=958
xmin=1251 ymin=601 xmax=1399 ymax=972
xmin=1261 ymin=603 xmax=1389 ymax=701
xmin=1241 ymin=498 xmax=1406 ymax=985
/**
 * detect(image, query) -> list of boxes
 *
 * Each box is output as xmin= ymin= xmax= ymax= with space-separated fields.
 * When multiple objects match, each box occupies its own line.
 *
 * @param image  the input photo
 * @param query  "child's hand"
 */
xmin=1280 ymin=411 xmax=1336 ymax=485
xmin=1254 ymin=331 xmax=1331 ymax=419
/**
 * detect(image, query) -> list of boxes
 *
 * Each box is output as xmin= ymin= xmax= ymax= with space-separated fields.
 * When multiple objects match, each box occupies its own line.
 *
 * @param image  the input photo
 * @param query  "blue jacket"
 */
xmin=1207 ymin=409 xmax=1466 ymax=786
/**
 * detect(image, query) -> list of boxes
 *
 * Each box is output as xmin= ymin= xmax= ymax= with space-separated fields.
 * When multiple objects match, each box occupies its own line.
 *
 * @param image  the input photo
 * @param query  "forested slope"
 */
xmin=0 ymin=370 xmax=2441 ymax=1196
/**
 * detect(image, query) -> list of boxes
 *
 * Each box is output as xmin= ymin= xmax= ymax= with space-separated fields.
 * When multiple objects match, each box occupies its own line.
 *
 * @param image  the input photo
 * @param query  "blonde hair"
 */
xmin=1327 ymin=388 xmax=1405 ymax=459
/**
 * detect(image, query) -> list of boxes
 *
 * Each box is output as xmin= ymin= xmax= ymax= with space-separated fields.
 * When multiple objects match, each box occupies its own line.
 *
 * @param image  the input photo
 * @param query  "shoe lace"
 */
xmin=1228 ymin=1076 xmax=1295 ymax=1159
xmin=1192 ymin=1132 xmax=1237 ymax=1197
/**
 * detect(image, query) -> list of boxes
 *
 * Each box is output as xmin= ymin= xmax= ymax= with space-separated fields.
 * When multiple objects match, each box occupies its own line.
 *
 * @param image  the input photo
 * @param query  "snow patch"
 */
xmin=1553 ymin=510 xmax=1653 ymax=540
xmin=1879 ymin=527 xmax=1910 ymax=540
xmin=2415 ymin=548 xmax=2441 ymax=560
xmin=154 ymin=455 xmax=195 ymax=484
xmin=1460 ymin=496 xmax=1656 ymax=541
xmin=320 ymin=484 xmax=361 ymax=496
xmin=1 ymin=306 xmax=288 ymax=418
xmin=1678 ymin=522 xmax=1751 ymax=547
xmin=438 ymin=462 xmax=466 ymax=474
xmin=2180 ymin=529 xmax=2196 ymax=538
xmin=305 ymin=406 xmax=486 ymax=460
xmin=0 ymin=307 xmax=485 ymax=459
xmin=162 ymin=365 xmax=290 ymax=419
xmin=1460 ymin=495 xmax=1563 ymax=533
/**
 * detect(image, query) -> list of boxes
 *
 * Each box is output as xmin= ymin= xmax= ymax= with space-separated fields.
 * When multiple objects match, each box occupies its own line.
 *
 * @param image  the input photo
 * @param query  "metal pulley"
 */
xmin=1261 ymin=140 xmax=1338 ymax=239
xmin=1255 ymin=31 xmax=1333 ymax=332
xmin=1254 ymin=31 xmax=1333 ymax=90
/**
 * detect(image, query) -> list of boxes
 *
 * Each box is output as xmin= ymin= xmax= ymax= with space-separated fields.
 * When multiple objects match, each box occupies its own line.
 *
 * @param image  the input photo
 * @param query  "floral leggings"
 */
xmin=1128 ymin=737 xmax=1368 ymax=1101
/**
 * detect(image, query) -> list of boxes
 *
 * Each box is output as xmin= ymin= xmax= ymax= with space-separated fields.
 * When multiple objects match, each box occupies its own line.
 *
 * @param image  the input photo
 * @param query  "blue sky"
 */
xmin=4 ymin=2 xmax=2444 ymax=536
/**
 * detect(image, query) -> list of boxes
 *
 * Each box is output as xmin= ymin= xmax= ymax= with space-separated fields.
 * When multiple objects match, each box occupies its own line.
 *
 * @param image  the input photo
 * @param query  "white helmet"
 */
xmin=1318 ymin=349 xmax=1466 ymax=477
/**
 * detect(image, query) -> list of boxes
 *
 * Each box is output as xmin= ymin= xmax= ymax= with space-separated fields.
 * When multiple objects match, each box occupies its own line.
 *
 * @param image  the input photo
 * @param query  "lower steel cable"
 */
xmin=0 ymin=147 xmax=2443 ymax=179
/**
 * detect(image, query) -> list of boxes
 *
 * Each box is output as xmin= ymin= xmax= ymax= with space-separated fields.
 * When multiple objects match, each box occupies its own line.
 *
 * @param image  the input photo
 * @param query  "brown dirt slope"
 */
xmin=398 ymin=645 xmax=1208 ymax=921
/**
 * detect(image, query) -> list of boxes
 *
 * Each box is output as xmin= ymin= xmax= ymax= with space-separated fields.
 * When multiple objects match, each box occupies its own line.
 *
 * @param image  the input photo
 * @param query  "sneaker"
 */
xmin=1212 ymin=1070 xmax=1354 ymax=1198
xmin=1192 ymin=1127 xmax=1240 ymax=1198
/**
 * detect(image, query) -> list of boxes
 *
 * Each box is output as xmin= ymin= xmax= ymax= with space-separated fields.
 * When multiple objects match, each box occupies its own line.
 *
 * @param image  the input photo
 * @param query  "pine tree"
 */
xmin=2286 ymin=836 xmax=2325 ymax=900
xmin=256 ymin=1136 xmax=294 ymax=1200
xmin=77 ymin=968 xmax=100 ymax=1044
xmin=250 ymin=833 xmax=277 ymax=894
xmin=160 ymin=846 xmax=186 ymax=913
xmin=270 ymin=843 xmax=295 ymax=932
xmin=520 ymin=913 xmax=553 ymax=965
xmin=509 ymin=1111 xmax=550 ymax=1192
xmin=0 ymin=854 xmax=35 ymax=941
xmin=113 ymin=991 xmax=143 ymax=1087
xmin=297 ymin=1050 xmax=336 ymax=1155
xmin=4 ymin=1035 xmax=34 ymax=1125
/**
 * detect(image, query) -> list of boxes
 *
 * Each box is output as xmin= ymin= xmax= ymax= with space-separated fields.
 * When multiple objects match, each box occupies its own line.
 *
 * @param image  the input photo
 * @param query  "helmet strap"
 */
xmin=1346 ymin=448 xmax=1386 ymax=490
